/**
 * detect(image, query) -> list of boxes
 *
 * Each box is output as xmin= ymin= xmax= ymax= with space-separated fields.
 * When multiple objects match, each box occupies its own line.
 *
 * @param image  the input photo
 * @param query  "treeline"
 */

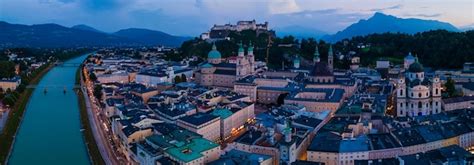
xmin=171 ymin=30 xmax=344 ymax=69
xmin=169 ymin=29 xmax=474 ymax=70
xmin=338 ymin=30 xmax=474 ymax=69
xmin=0 ymin=48 xmax=91 ymax=78
xmin=0 ymin=48 xmax=91 ymax=106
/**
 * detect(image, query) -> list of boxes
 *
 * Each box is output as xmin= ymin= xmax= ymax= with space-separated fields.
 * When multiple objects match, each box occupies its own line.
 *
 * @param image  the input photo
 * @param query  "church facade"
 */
xmin=395 ymin=54 xmax=442 ymax=116
xmin=309 ymin=45 xmax=335 ymax=83
xmin=195 ymin=42 xmax=255 ymax=88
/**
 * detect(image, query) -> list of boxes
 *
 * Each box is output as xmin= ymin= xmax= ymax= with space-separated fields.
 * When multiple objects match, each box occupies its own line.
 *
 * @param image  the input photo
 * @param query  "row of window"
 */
xmin=399 ymin=88 xmax=439 ymax=97
xmin=399 ymin=101 xmax=439 ymax=108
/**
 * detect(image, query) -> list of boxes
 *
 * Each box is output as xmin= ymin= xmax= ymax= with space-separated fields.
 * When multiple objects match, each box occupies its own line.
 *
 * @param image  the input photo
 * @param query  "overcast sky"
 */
xmin=1 ymin=0 xmax=473 ymax=36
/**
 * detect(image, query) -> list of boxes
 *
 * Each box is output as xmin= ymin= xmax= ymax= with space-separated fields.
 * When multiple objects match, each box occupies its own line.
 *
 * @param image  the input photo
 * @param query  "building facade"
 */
xmin=395 ymin=55 xmax=442 ymax=116
xmin=195 ymin=42 xmax=255 ymax=88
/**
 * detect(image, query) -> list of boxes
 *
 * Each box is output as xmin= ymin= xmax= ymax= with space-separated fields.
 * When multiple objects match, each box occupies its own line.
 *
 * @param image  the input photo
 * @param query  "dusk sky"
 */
xmin=1 ymin=0 xmax=473 ymax=36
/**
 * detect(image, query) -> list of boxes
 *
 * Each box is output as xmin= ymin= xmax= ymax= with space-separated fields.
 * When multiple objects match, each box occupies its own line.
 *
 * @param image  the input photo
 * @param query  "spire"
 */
xmin=248 ymin=42 xmax=254 ymax=56
xmin=238 ymin=41 xmax=244 ymax=56
xmin=238 ymin=41 xmax=244 ymax=52
xmin=293 ymin=54 xmax=300 ymax=69
xmin=248 ymin=42 xmax=254 ymax=52
xmin=328 ymin=45 xmax=333 ymax=57
xmin=328 ymin=44 xmax=334 ymax=72
xmin=212 ymin=42 xmax=217 ymax=50
xmin=313 ymin=46 xmax=320 ymax=63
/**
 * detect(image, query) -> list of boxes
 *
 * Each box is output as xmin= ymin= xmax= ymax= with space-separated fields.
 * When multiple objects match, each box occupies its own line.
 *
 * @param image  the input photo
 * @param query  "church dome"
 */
xmin=201 ymin=63 xmax=213 ymax=68
xmin=208 ymin=43 xmax=221 ymax=59
xmin=408 ymin=57 xmax=424 ymax=73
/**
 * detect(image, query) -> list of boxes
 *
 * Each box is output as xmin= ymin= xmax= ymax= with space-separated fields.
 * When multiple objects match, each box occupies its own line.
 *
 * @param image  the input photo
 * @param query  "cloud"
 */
xmin=370 ymin=4 xmax=402 ymax=12
xmin=268 ymin=0 xmax=300 ymax=14
xmin=0 ymin=0 xmax=470 ymax=36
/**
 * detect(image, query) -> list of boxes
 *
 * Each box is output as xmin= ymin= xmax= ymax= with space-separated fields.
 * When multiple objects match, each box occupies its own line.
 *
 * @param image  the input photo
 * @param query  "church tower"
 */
xmin=236 ymin=41 xmax=248 ymax=79
xmin=238 ymin=41 xmax=245 ymax=57
xmin=328 ymin=45 xmax=334 ymax=72
xmin=248 ymin=42 xmax=255 ymax=73
xmin=313 ymin=45 xmax=320 ymax=64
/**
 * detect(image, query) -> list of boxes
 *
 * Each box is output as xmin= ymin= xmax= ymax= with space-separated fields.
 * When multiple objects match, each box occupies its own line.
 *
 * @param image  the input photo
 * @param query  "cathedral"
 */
xmin=309 ymin=45 xmax=335 ymax=83
xmin=395 ymin=54 xmax=442 ymax=117
xmin=195 ymin=42 xmax=255 ymax=87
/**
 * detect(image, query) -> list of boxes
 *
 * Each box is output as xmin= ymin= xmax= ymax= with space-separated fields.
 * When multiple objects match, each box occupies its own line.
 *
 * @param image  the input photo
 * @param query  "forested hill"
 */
xmin=173 ymin=30 xmax=472 ymax=70
xmin=335 ymin=30 xmax=474 ymax=69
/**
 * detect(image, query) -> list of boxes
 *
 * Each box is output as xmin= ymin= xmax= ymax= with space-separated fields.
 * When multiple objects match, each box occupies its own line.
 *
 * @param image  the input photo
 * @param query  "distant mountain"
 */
xmin=0 ymin=21 xmax=189 ymax=47
xmin=322 ymin=12 xmax=460 ymax=42
xmin=275 ymin=25 xmax=328 ymax=39
xmin=460 ymin=24 xmax=474 ymax=31
xmin=71 ymin=24 xmax=104 ymax=33
xmin=113 ymin=28 xmax=191 ymax=47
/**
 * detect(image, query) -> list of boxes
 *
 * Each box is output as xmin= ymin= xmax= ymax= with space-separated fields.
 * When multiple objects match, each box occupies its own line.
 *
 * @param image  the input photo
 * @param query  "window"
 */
xmin=400 ymin=89 xmax=404 ymax=96
xmin=436 ymin=89 xmax=439 ymax=95
xmin=418 ymin=102 xmax=422 ymax=108
xmin=419 ymin=93 xmax=422 ymax=97
xmin=400 ymin=103 xmax=403 ymax=107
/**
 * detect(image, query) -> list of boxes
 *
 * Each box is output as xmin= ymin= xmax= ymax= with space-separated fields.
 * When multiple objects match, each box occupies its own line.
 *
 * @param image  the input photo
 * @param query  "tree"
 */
xmin=276 ymin=93 xmax=289 ymax=106
xmin=174 ymin=76 xmax=182 ymax=83
xmin=444 ymin=77 xmax=457 ymax=98
xmin=0 ymin=61 xmax=16 ymax=78
xmin=93 ymin=85 xmax=103 ymax=101
xmin=89 ymin=72 xmax=97 ymax=82
xmin=181 ymin=74 xmax=187 ymax=82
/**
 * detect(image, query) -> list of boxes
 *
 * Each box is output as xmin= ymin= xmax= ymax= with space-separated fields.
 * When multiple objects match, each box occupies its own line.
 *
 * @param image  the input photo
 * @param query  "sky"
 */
xmin=0 ymin=0 xmax=473 ymax=36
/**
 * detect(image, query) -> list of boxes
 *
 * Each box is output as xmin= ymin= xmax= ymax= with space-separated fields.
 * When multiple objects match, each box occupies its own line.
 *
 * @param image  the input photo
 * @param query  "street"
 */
xmin=81 ymin=68 xmax=128 ymax=165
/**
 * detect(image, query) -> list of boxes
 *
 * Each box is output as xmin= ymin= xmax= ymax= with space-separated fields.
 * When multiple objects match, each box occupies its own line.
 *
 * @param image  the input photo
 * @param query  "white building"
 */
xmin=396 ymin=55 xmax=442 ymax=116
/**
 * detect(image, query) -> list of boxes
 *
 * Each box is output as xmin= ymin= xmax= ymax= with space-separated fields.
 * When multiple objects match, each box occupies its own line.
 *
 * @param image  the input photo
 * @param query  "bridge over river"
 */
xmin=8 ymin=54 xmax=91 ymax=165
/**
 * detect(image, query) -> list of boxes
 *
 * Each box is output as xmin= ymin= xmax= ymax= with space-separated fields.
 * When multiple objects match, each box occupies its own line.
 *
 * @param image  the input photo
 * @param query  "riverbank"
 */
xmin=0 ymin=63 xmax=53 ymax=163
xmin=75 ymin=66 xmax=105 ymax=165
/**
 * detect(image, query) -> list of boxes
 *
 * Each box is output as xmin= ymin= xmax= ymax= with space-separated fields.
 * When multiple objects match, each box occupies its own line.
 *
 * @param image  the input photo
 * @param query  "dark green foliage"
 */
xmin=337 ymin=30 xmax=474 ymax=69
xmin=0 ymin=61 xmax=16 ymax=78
xmin=444 ymin=77 xmax=461 ymax=98
xmin=89 ymin=72 xmax=97 ymax=82
xmin=174 ymin=76 xmax=182 ymax=83
xmin=93 ymin=84 xmax=103 ymax=101
xmin=181 ymin=74 xmax=187 ymax=82
xmin=277 ymin=93 xmax=289 ymax=106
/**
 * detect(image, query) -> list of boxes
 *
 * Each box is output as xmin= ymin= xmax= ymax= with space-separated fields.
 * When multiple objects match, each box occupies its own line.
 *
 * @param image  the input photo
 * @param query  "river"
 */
xmin=8 ymin=54 xmax=90 ymax=165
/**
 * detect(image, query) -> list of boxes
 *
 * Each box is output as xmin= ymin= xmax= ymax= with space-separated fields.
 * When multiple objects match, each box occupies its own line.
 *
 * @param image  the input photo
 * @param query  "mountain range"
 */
xmin=0 ymin=21 xmax=190 ymax=48
xmin=321 ymin=12 xmax=460 ymax=42
xmin=0 ymin=12 xmax=466 ymax=47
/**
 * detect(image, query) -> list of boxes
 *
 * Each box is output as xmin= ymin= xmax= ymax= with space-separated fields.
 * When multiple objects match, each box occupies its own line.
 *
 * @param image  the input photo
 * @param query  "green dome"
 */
xmin=408 ymin=57 xmax=424 ymax=72
xmin=208 ymin=43 xmax=221 ymax=59
xmin=201 ymin=63 xmax=213 ymax=68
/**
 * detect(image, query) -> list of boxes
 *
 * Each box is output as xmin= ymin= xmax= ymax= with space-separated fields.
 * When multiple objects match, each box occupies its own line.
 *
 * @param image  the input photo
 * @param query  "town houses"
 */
xmin=81 ymin=40 xmax=474 ymax=165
